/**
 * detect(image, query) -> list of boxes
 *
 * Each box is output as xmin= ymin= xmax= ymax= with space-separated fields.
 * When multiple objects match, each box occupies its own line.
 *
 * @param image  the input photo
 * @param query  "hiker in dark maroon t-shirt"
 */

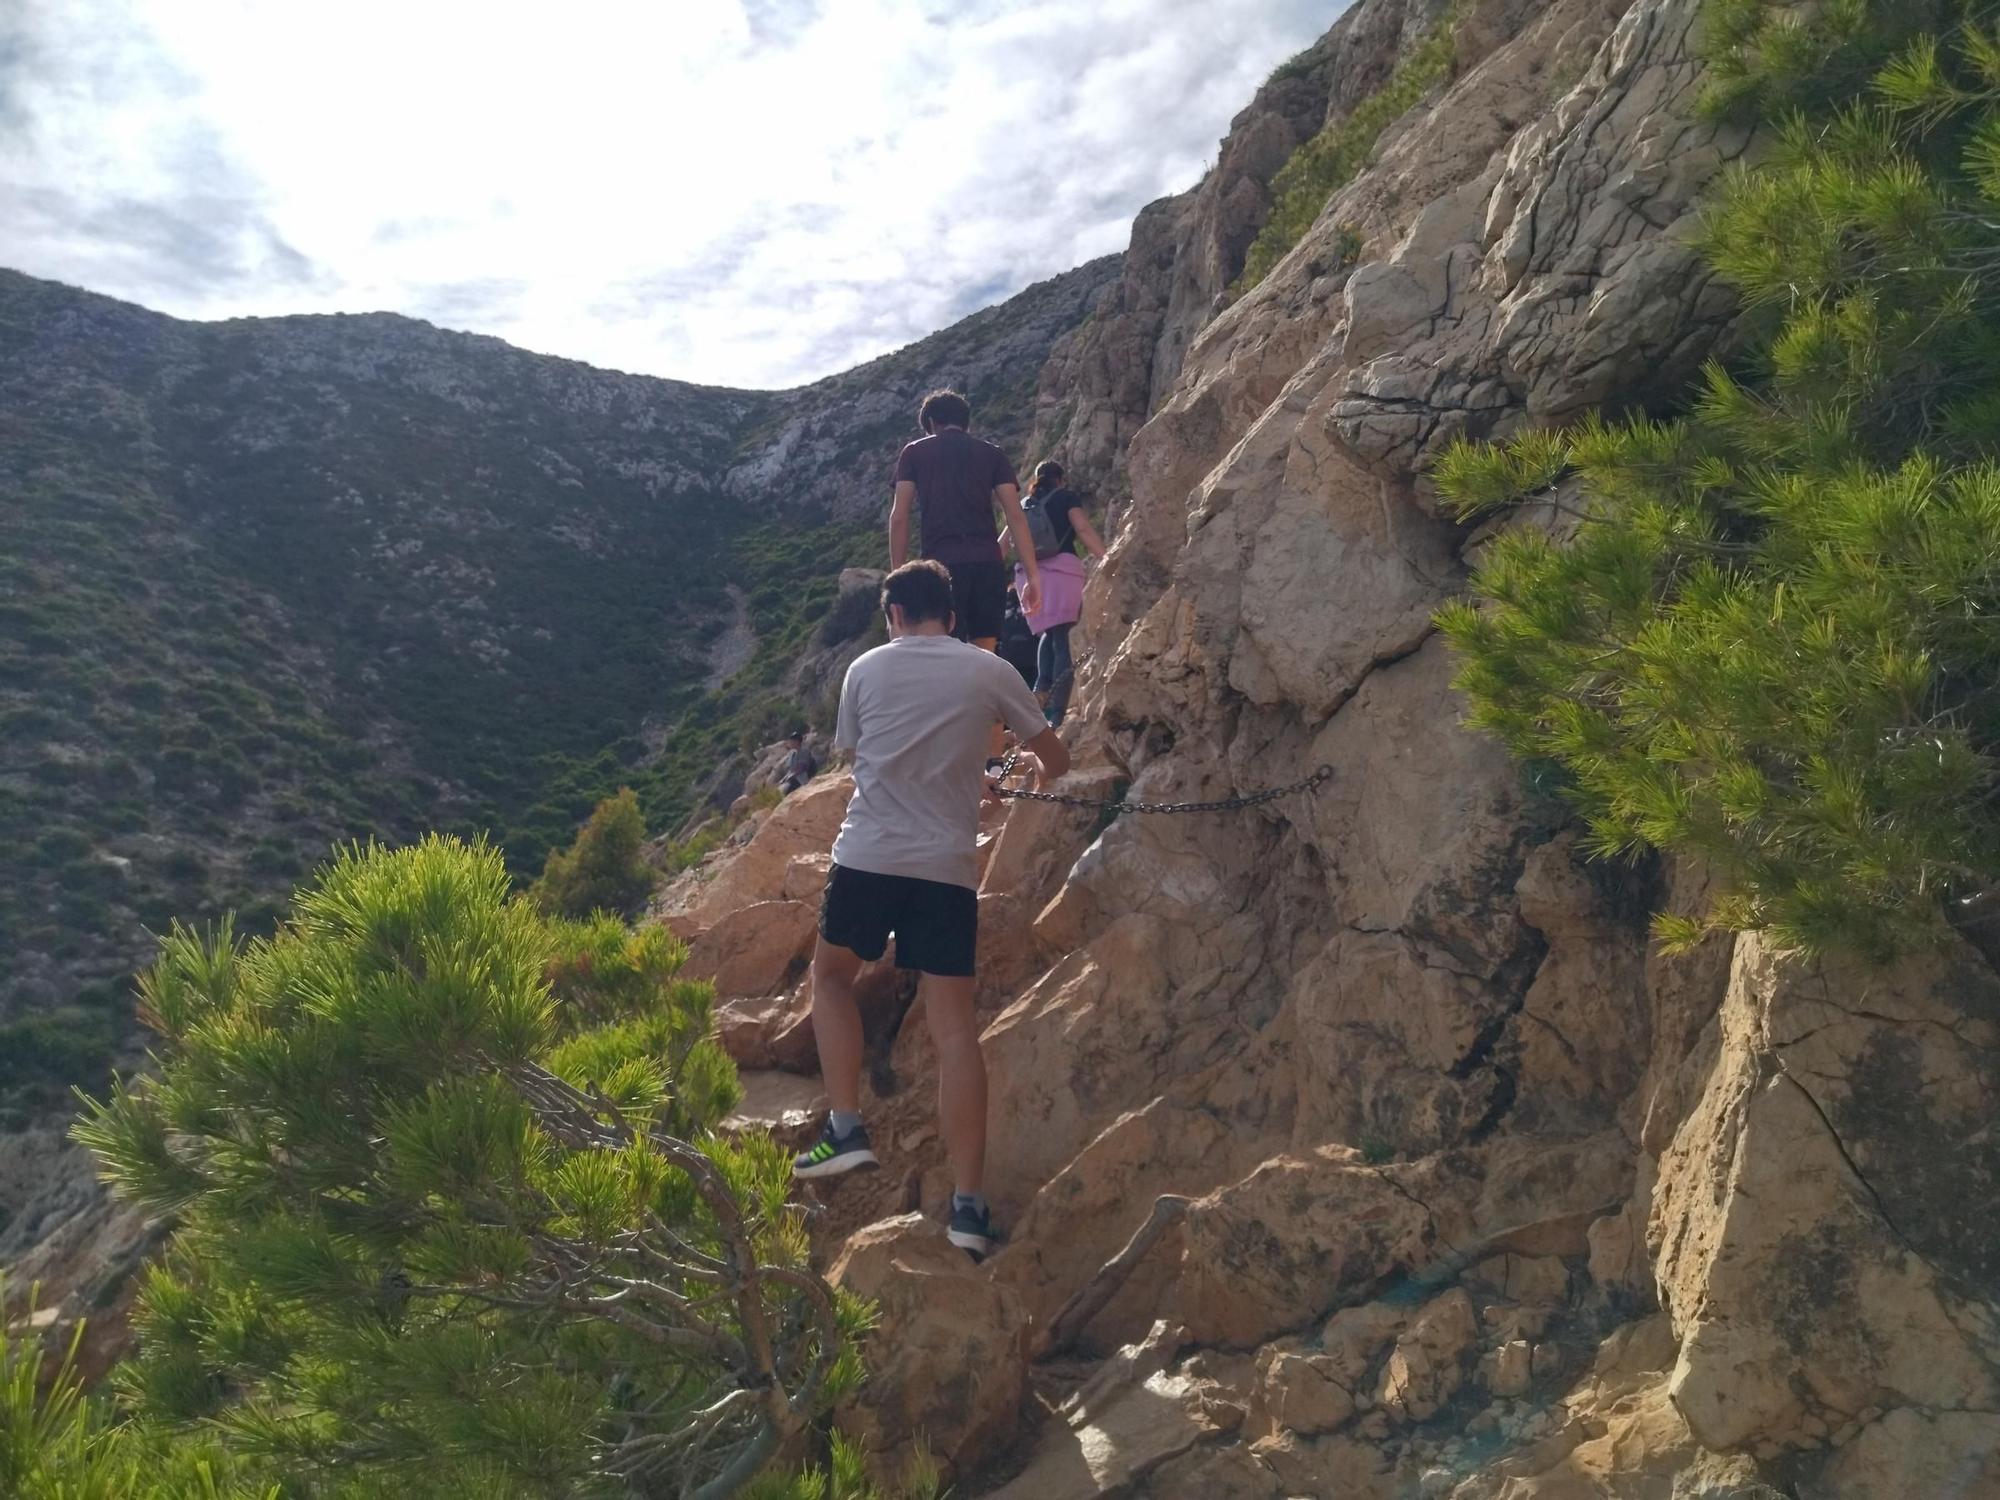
xmin=889 ymin=389 xmax=1041 ymax=649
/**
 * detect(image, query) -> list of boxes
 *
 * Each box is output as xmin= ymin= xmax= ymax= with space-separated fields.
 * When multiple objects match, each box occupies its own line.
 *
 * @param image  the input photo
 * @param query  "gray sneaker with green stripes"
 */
xmin=793 ymin=1118 xmax=878 ymax=1180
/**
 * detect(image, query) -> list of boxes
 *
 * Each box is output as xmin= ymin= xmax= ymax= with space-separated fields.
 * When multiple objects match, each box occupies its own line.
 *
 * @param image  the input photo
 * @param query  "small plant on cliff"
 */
xmin=1236 ymin=8 xmax=1459 ymax=291
xmin=532 ymin=785 xmax=654 ymax=919
xmin=1437 ymin=0 xmax=2000 ymax=956
xmin=74 ymin=836 xmax=865 ymax=1497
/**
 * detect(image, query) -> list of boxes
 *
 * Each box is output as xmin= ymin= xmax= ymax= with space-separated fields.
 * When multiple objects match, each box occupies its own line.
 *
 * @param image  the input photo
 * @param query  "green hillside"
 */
xmin=0 ymin=261 xmax=1110 ymax=1116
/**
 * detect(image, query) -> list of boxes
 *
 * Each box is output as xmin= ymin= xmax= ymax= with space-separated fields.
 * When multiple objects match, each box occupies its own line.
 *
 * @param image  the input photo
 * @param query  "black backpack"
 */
xmin=1021 ymin=492 xmax=1068 ymax=560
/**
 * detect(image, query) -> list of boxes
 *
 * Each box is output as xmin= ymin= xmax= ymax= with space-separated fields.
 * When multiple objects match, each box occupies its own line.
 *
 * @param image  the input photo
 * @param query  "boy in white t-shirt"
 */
xmin=793 ymin=560 xmax=1070 ymax=1259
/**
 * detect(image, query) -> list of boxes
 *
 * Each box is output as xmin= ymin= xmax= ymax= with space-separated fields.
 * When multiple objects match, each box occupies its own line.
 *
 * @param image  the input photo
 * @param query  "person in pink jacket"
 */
xmin=1008 ymin=462 xmax=1107 ymax=725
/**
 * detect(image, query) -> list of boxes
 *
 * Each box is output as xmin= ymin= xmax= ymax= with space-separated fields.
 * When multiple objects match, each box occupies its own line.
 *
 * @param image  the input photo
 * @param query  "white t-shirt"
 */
xmin=830 ymin=634 xmax=1049 ymax=890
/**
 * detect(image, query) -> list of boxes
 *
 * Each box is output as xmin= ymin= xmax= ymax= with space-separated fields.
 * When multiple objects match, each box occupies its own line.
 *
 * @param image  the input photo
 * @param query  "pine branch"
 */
xmin=493 ymin=1055 xmax=839 ymax=1485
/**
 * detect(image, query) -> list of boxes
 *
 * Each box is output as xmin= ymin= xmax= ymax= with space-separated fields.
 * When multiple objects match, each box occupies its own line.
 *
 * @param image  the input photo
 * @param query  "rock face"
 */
xmin=1653 ymin=936 xmax=2000 ymax=1466
xmin=1029 ymin=0 xmax=1456 ymax=514
xmin=668 ymin=0 xmax=2000 ymax=1494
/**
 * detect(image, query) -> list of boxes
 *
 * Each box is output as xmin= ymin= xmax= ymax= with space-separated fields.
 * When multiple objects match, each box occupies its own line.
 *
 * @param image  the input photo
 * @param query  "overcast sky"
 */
xmin=0 ymin=1 xmax=1339 ymax=388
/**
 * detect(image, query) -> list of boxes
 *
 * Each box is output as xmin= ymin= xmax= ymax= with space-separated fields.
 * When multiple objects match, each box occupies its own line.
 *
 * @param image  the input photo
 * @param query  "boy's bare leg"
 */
xmin=923 ymin=972 xmax=986 ymax=1195
xmin=810 ymin=938 xmax=867 ymax=1115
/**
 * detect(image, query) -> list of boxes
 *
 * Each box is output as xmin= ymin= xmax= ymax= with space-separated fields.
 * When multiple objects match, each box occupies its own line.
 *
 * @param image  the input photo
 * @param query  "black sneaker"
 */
xmin=793 ymin=1119 xmax=878 ymax=1180
xmin=948 ymin=1198 xmax=999 ymax=1261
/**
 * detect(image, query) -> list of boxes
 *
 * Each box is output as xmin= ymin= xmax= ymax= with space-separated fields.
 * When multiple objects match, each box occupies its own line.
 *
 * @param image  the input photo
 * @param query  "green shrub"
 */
xmin=0 ymin=1010 xmax=120 ymax=1097
xmin=245 ymin=839 xmax=294 ymax=875
xmin=662 ymin=825 xmax=724 ymax=875
xmin=32 ymin=829 xmax=90 ymax=865
xmin=55 ymin=858 xmax=122 ymax=896
xmin=160 ymin=847 xmax=206 ymax=883
xmin=530 ymin=786 xmax=654 ymax=919
xmin=1237 ymin=8 xmax=1459 ymax=291
xmin=1437 ymin=0 xmax=2000 ymax=955
xmin=1265 ymin=41 xmax=1323 ymax=88
xmin=75 ymin=836 xmax=863 ymax=1496
xmin=97 ymin=800 xmax=145 ymax=832
xmin=737 ymin=701 xmax=808 ymax=755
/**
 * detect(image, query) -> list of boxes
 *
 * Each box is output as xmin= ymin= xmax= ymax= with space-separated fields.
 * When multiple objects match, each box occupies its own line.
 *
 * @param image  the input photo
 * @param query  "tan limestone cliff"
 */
xmin=682 ymin=0 xmax=2000 ymax=1494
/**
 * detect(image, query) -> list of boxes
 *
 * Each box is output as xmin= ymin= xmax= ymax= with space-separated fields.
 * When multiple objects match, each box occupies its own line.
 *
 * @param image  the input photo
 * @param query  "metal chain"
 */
xmin=989 ymin=748 xmax=1335 ymax=814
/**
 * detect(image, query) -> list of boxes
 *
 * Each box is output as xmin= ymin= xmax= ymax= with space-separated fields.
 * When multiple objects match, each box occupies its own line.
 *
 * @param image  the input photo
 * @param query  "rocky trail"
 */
xmin=655 ymin=0 xmax=2000 ymax=1494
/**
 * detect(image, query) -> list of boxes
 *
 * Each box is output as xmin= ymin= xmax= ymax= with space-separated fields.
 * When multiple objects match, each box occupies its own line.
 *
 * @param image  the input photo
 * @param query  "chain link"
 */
xmin=989 ymin=749 xmax=1335 ymax=815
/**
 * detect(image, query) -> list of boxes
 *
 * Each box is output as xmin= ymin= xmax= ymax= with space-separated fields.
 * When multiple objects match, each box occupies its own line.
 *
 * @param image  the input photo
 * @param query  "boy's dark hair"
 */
xmin=786 ymin=730 xmax=805 ymax=744
xmin=918 ymin=389 xmax=972 ymax=433
xmin=881 ymin=559 xmax=956 ymax=626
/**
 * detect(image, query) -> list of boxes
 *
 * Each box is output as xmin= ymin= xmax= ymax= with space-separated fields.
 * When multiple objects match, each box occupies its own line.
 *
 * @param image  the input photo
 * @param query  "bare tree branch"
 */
xmin=481 ymin=1055 xmax=845 ymax=1492
xmin=1036 ymin=1194 xmax=1190 ymax=1360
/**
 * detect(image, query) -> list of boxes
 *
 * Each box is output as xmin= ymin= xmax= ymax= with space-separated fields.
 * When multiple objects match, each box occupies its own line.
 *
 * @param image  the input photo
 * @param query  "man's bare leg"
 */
xmin=923 ymin=972 xmax=986 ymax=1195
xmin=810 ymin=938 xmax=866 ymax=1114
xmin=794 ymin=937 xmax=880 ymax=1178
xmin=794 ymin=937 xmax=879 ymax=1178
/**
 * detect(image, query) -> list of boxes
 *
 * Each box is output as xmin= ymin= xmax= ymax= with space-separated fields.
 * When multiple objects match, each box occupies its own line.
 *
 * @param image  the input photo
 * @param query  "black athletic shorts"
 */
xmin=819 ymin=863 xmax=978 ymax=977
xmin=943 ymin=558 xmax=1007 ymax=643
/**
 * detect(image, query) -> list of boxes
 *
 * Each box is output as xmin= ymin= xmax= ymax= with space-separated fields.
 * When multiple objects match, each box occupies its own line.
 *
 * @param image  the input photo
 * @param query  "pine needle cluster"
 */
xmin=1437 ymin=0 xmax=2000 ymax=955
xmin=2 ymin=1279 xmax=276 ymax=1500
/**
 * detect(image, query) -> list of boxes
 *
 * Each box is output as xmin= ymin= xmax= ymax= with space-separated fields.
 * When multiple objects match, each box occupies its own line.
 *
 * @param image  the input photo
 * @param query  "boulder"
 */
xmin=998 ymin=1097 xmax=1247 ymax=1347
xmin=720 ymin=1070 xmax=823 ymax=1134
xmin=711 ymin=992 xmax=794 ymax=1068
xmin=1652 ymin=935 xmax=2000 ymax=1454
xmin=985 ymin=1366 xmax=1244 ymax=1500
xmin=1815 ymin=1408 xmax=2000 ymax=1499
xmin=1376 ymin=1289 xmax=1478 ymax=1424
xmin=1252 ymin=1348 xmax=1358 ymax=1437
xmin=827 ymin=1215 xmax=1030 ymax=1475
xmin=1485 ymin=1339 xmax=1532 ymax=1398
xmin=680 ymin=898 xmax=816 ymax=998
xmin=1321 ymin=1300 xmax=1416 ymax=1386
xmin=1168 ymin=1134 xmax=1631 ymax=1348
xmin=1464 ymin=1254 xmax=1570 ymax=1307
xmin=1169 ymin=1147 xmax=1439 ymax=1347
xmin=781 ymin=851 xmax=832 ymax=903
xmin=664 ymin=775 xmax=850 ymax=936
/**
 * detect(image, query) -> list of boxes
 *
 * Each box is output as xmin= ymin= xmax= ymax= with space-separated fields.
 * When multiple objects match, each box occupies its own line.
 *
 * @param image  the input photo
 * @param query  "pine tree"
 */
xmin=74 ymin=836 xmax=866 ymax=1498
xmin=533 ymin=787 xmax=655 ymax=920
xmin=1437 ymin=0 xmax=2000 ymax=955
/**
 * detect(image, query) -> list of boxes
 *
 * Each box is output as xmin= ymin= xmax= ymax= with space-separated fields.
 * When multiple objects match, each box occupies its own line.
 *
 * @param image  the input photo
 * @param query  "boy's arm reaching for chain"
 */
xmin=1022 ymin=726 xmax=1069 ymax=787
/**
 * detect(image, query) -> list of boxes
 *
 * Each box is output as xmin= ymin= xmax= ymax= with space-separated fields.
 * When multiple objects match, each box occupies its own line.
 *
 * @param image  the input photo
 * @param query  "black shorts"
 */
xmin=943 ymin=558 xmax=1007 ymax=643
xmin=819 ymin=863 xmax=978 ymax=977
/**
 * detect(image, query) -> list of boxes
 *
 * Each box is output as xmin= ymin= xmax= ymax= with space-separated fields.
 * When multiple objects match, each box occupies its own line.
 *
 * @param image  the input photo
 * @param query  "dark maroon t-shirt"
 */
xmin=893 ymin=428 xmax=1018 ymax=565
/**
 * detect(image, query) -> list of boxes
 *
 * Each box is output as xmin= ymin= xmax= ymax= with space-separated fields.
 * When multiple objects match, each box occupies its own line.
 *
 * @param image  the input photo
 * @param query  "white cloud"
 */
xmin=0 ymin=0 xmax=1341 ymax=387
